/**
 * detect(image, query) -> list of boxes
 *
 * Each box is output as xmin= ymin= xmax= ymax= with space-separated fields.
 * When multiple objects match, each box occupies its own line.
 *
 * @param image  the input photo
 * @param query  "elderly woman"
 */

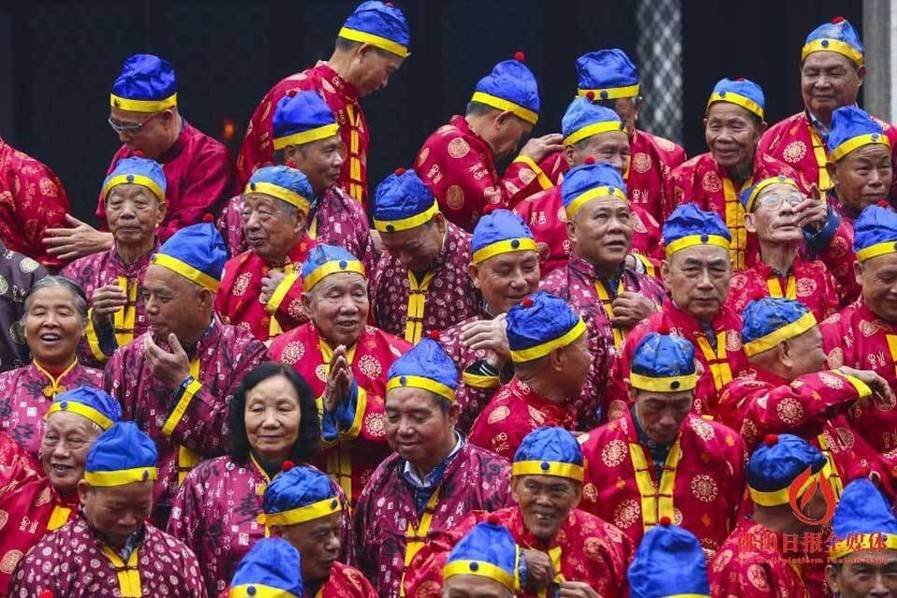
xmin=168 ymin=361 xmax=349 ymax=597
xmin=0 ymin=385 xmax=121 ymax=594
xmin=0 ymin=276 xmax=103 ymax=457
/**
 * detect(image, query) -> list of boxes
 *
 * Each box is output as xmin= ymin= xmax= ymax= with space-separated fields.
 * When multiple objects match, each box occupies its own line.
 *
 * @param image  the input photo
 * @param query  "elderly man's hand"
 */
xmin=260 ymin=271 xmax=287 ymax=304
xmin=518 ymin=134 xmax=564 ymax=164
xmin=144 ymin=333 xmax=191 ymax=392
xmin=461 ymin=315 xmax=509 ymax=368
xmin=44 ymin=215 xmax=114 ymax=261
xmin=521 ymin=549 xmax=554 ymax=592
xmin=91 ymin=284 xmax=128 ymax=321
xmin=323 ymin=345 xmax=353 ymax=413
xmin=610 ymin=292 xmax=656 ymax=328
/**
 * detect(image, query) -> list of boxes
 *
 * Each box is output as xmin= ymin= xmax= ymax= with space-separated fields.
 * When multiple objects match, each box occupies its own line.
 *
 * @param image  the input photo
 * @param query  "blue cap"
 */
xmin=272 ymin=91 xmax=339 ymax=150
xmin=742 ymin=298 xmax=817 ymax=357
xmin=84 ymin=422 xmax=158 ymax=487
xmin=471 ymin=209 xmax=536 ymax=265
xmin=338 ymin=1 xmax=410 ymax=58
xmin=853 ymin=204 xmax=897 ymax=262
xmin=512 ymin=427 xmax=584 ymax=482
xmin=263 ymin=464 xmax=341 ymax=527
xmin=662 ymin=203 xmax=731 ymax=257
xmin=576 ymin=49 xmax=640 ymax=100
xmin=372 ymin=168 xmax=437 ymax=233
xmin=747 ymin=433 xmax=826 ymax=506
xmin=827 ymin=106 xmax=890 ymax=162
xmin=246 ymin=166 xmax=314 ymax=212
xmin=561 ymin=97 xmax=624 ymax=146
xmin=740 ymin=175 xmax=801 ymax=212
xmin=561 ymin=161 xmax=628 ymax=220
xmin=101 ymin=157 xmax=167 ymax=204
xmin=110 ymin=54 xmax=177 ymax=112
xmin=443 ymin=522 xmax=521 ymax=592
xmin=506 ymin=291 xmax=586 ymax=364
xmin=48 ymin=385 xmax=122 ymax=430
xmin=300 ymin=244 xmax=366 ymax=290
xmin=387 ymin=337 xmax=459 ymax=402
xmin=230 ymin=538 xmax=304 ymax=598
xmin=471 ymin=55 xmax=541 ymax=125
xmin=151 ymin=223 xmax=227 ymax=291
xmin=706 ymin=78 xmax=765 ymax=119
xmin=831 ymin=479 xmax=897 ymax=560
xmin=628 ymin=523 xmax=709 ymax=598
xmin=802 ymin=17 xmax=864 ymax=65
xmin=630 ymin=332 xmax=697 ymax=393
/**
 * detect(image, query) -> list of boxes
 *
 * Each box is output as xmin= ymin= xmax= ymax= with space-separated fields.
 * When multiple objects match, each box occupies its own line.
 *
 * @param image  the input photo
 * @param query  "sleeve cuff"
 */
xmin=463 ymin=361 xmax=501 ymax=389
xmin=512 ymin=155 xmax=553 ymax=190
xmin=266 ymin=271 xmax=301 ymax=315
xmin=161 ymin=377 xmax=202 ymax=436
xmin=835 ymin=372 xmax=872 ymax=399
xmin=320 ymin=383 xmax=367 ymax=441
xmin=803 ymin=204 xmax=840 ymax=255
xmin=85 ymin=308 xmax=116 ymax=363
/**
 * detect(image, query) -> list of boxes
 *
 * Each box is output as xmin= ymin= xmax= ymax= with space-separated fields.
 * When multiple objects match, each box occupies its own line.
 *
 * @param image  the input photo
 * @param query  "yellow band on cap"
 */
xmin=563 ymin=120 xmax=625 ymax=147
xmin=748 ymin=471 xmax=819 ymax=507
xmin=151 ymin=253 xmax=220 ymax=292
xmin=102 ymin=174 xmax=165 ymax=204
xmin=302 ymin=259 xmax=365 ymax=291
xmin=84 ymin=466 xmax=158 ymax=487
xmin=707 ymin=91 xmax=764 ymax=119
xmin=46 ymin=401 xmax=114 ymax=430
xmin=245 ymin=181 xmax=310 ymax=213
xmin=110 ymin=92 xmax=177 ymax=113
xmin=577 ymin=84 xmax=641 ymax=101
xmin=337 ymin=26 xmax=409 ymax=58
xmin=472 ymin=237 xmax=537 ymax=264
xmin=273 ymin=123 xmax=340 ymax=151
xmin=664 ymin=234 xmax=730 ymax=257
xmin=564 ymin=185 xmax=629 ymax=220
xmin=857 ymin=240 xmax=897 ymax=262
xmin=743 ymin=311 xmax=818 ymax=357
xmin=629 ymin=372 xmax=698 ymax=393
xmin=470 ymin=92 xmax=539 ymax=125
xmin=830 ymin=132 xmax=891 ymax=162
xmin=509 ymin=318 xmax=587 ymax=363
xmin=802 ymin=38 xmax=864 ymax=65
xmin=830 ymin=532 xmax=897 ymax=560
xmin=387 ymin=374 xmax=456 ymax=402
xmin=512 ymin=460 xmax=584 ymax=482
xmin=743 ymin=176 xmax=800 ymax=213
xmin=443 ymin=559 xmax=517 ymax=591
xmin=373 ymin=201 xmax=439 ymax=233
xmin=262 ymin=496 xmax=342 ymax=527
xmin=229 ymin=583 xmax=298 ymax=598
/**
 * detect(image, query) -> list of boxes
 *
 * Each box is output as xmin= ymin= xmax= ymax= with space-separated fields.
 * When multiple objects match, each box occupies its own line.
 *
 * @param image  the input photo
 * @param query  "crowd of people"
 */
xmin=1 ymin=1 xmax=897 ymax=596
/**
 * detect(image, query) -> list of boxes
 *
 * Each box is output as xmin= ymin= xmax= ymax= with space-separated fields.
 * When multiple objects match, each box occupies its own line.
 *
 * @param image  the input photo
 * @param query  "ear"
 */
xmin=633 ymin=97 xmax=644 ymax=118
xmin=550 ymin=346 xmax=565 ymax=372
xmin=824 ymin=564 xmax=841 ymax=594
xmin=199 ymin=287 xmax=216 ymax=310
xmin=569 ymin=483 xmax=583 ymax=510
xmin=448 ymin=401 xmax=460 ymax=427
xmin=494 ymin=110 xmax=514 ymax=130
xmin=744 ymin=212 xmax=757 ymax=234
xmin=284 ymin=145 xmax=299 ymax=168
xmin=777 ymin=338 xmax=794 ymax=369
xmin=563 ymin=144 xmax=577 ymax=167
xmin=660 ymin=259 xmax=672 ymax=288
xmin=854 ymin=259 xmax=864 ymax=288
xmin=467 ymin=262 xmax=481 ymax=289
xmin=758 ymin=120 xmax=768 ymax=135
xmin=156 ymin=200 xmax=168 ymax=227
xmin=356 ymin=43 xmax=375 ymax=61
xmin=826 ymin=161 xmax=839 ymax=189
xmin=301 ymin=292 xmax=314 ymax=315
xmin=269 ymin=525 xmax=283 ymax=537
xmin=702 ymin=116 xmax=709 ymax=131
xmin=565 ymin=216 xmax=577 ymax=240
xmin=293 ymin=208 xmax=308 ymax=237
xmin=510 ymin=477 xmax=522 ymax=505
xmin=77 ymin=479 xmax=90 ymax=504
xmin=857 ymin=64 xmax=867 ymax=85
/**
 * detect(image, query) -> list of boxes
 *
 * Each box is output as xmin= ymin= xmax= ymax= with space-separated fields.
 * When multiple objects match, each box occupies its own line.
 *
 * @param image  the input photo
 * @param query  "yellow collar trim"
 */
xmin=509 ymin=318 xmax=587 ymax=363
xmin=802 ymin=38 xmax=864 ymax=65
xmin=562 ymin=120 xmax=625 ymax=147
xmin=512 ymin=460 xmax=584 ymax=482
xmin=84 ymin=466 xmax=158 ymax=487
xmin=102 ymin=174 xmax=165 ymax=204
xmin=564 ymin=185 xmax=628 ymax=220
xmin=110 ymin=92 xmax=177 ymax=113
xmin=387 ymin=374 xmax=456 ymax=402
xmin=263 ymin=496 xmax=342 ymax=527
xmin=830 ymin=532 xmax=897 ymax=560
xmin=577 ymin=83 xmax=640 ymax=101
xmin=337 ymin=26 xmax=409 ymax=58
xmin=151 ymin=253 xmax=220 ymax=291
xmin=664 ymin=234 xmax=730 ymax=257
xmin=629 ymin=372 xmax=697 ymax=393
xmin=46 ymin=400 xmax=114 ymax=430
xmin=443 ymin=559 xmax=518 ymax=592
xmin=302 ymin=259 xmax=365 ymax=291
xmin=743 ymin=311 xmax=818 ymax=357
xmin=707 ymin=90 xmax=764 ymax=119
xmin=472 ymin=237 xmax=537 ymax=265
xmin=373 ymin=201 xmax=438 ymax=233
xmin=470 ymin=91 xmax=538 ymax=125
xmin=273 ymin=123 xmax=340 ymax=150
xmin=245 ymin=181 xmax=310 ymax=213
xmin=830 ymin=132 xmax=891 ymax=162
xmin=743 ymin=176 xmax=800 ymax=212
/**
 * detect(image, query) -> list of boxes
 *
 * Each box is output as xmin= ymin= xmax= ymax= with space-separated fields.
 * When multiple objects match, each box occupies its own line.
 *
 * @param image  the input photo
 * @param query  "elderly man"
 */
xmin=760 ymin=18 xmax=897 ymax=200
xmin=580 ymin=332 xmax=745 ymax=556
xmin=406 ymin=427 xmax=631 ymax=598
xmin=370 ymin=168 xmax=479 ymax=343
xmin=436 ymin=522 xmax=523 ymax=598
xmin=353 ymin=337 xmax=511 ymax=596
xmin=227 ymin=538 xmax=305 ymax=598
xmin=263 ymin=464 xmax=376 ymax=597
xmin=239 ymin=1 xmax=409 ymax=203
xmin=0 ymin=242 xmax=46 ymax=372
xmin=627 ymin=522 xmax=710 ymax=598
xmin=104 ymin=223 xmax=268 ymax=525
xmin=216 ymin=166 xmax=316 ymax=341
xmin=63 ymin=157 xmax=166 ymax=366
xmin=827 ymin=479 xmax=897 ymax=598
xmin=44 ymin=54 xmax=236 ymax=261
xmin=416 ymin=54 xmax=562 ymax=232
xmin=610 ymin=204 xmax=748 ymax=417
xmin=270 ymin=244 xmax=409 ymax=505
xmin=469 ymin=291 xmax=591 ymax=459
xmin=10 ymin=422 xmax=206 ymax=597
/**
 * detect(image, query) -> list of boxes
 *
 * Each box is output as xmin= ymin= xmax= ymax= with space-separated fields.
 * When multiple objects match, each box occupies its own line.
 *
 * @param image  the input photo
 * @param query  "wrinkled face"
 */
xmin=744 ymin=184 xmax=805 ymax=245
xmin=80 ymin=480 xmax=153 ymax=547
xmin=350 ymin=48 xmax=404 ymax=96
xmin=24 ymin=285 xmax=85 ymax=367
xmin=565 ymin=131 xmax=631 ymax=172
xmin=832 ymin=144 xmax=893 ymax=214
xmin=244 ymin=375 xmax=300 ymax=462
xmin=704 ymin=102 xmax=762 ymax=170
xmin=554 ymin=333 xmax=591 ymax=396
xmin=385 ymin=388 xmax=455 ymax=466
xmin=288 ymin=136 xmax=345 ymax=192
xmin=41 ymin=411 xmax=101 ymax=496
xmin=662 ymin=245 xmax=731 ymax=322
xmin=785 ymin=326 xmax=826 ymax=377
xmin=443 ymin=575 xmax=514 ymax=598
xmin=568 ymin=196 xmax=632 ymax=269
xmin=379 ymin=217 xmax=445 ymax=272
xmin=106 ymin=185 xmax=165 ymax=246
xmin=109 ymin=106 xmax=174 ymax=158
xmin=858 ymin=254 xmax=897 ymax=322
xmin=801 ymin=52 xmax=863 ymax=117
xmin=489 ymin=113 xmax=535 ymax=160
xmin=302 ymin=273 xmax=369 ymax=347
xmin=827 ymin=550 xmax=897 ymax=598
xmin=276 ymin=513 xmax=342 ymax=584
xmin=242 ymin=193 xmax=305 ymax=262
xmin=512 ymin=475 xmax=581 ymax=541
xmin=633 ymin=390 xmax=693 ymax=444
xmin=469 ymin=250 xmax=539 ymax=314
xmin=142 ymin=264 xmax=212 ymax=343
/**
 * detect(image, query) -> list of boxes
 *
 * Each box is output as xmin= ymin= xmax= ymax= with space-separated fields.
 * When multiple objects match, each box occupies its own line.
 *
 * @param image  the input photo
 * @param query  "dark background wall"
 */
xmin=0 ymin=1 xmax=864 ymax=223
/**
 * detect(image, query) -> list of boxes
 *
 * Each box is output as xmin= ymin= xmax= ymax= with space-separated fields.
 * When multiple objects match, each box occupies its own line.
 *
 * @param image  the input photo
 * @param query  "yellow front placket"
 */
xmin=34 ymin=359 xmax=77 ymax=398
xmin=695 ymin=332 xmax=734 ymax=392
xmin=766 ymin=274 xmax=796 ymax=299
xmin=808 ymin=126 xmax=833 ymax=193
xmin=595 ymin=278 xmax=626 ymax=351
xmin=404 ymin=271 xmax=435 ymax=344
xmin=399 ymin=486 xmax=441 ymax=597
xmin=345 ymin=104 xmax=363 ymax=202
xmin=721 ymin=177 xmax=751 ymax=270
xmin=629 ymin=440 xmax=683 ymax=531
xmin=317 ymin=340 xmax=359 ymax=502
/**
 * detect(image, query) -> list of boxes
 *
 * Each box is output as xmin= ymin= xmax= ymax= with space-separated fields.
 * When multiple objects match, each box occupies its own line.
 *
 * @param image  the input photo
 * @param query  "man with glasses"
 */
xmin=44 ymin=54 xmax=236 ymax=261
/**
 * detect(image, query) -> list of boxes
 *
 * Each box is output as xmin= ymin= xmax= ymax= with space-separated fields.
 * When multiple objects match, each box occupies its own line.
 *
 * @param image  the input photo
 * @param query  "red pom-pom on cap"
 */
xmin=385 ymin=1 xmax=394 ymax=6
xmin=764 ymin=433 xmax=778 ymax=447
xmin=427 ymin=329 xmax=441 ymax=341
xmin=287 ymin=89 xmax=297 ymax=98
xmin=736 ymin=76 xmax=746 ymax=81
xmin=132 ymin=149 xmax=145 ymax=158
xmin=39 ymin=591 xmax=54 ymax=598
xmin=878 ymin=200 xmax=891 ymax=209
xmin=832 ymin=16 xmax=846 ymax=23
xmin=514 ymin=51 xmax=526 ymax=62
xmin=486 ymin=513 xmax=502 ymax=525
xmin=394 ymin=167 xmax=407 ymax=176
xmin=520 ymin=296 xmax=534 ymax=308
xmin=585 ymin=91 xmax=595 ymax=101
xmin=281 ymin=459 xmax=295 ymax=472
xmin=202 ymin=213 xmax=214 ymax=223
xmin=484 ymin=203 xmax=498 ymax=215
xmin=657 ymin=324 xmax=671 ymax=335
xmin=659 ymin=516 xmax=672 ymax=526
xmin=584 ymin=156 xmax=596 ymax=165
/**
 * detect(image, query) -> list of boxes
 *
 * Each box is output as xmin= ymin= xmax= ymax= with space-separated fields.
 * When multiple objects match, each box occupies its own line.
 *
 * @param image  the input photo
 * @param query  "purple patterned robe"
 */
xmin=0 ymin=242 xmax=47 ymax=373
xmin=9 ymin=514 xmax=207 ymax=598
xmin=103 ymin=318 xmax=269 ymax=522
xmin=352 ymin=441 xmax=511 ymax=597
xmin=0 ymin=362 xmax=103 ymax=458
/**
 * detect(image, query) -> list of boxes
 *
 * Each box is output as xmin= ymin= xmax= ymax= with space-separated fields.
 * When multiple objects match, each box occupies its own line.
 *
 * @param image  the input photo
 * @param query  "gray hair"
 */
xmin=23 ymin=275 xmax=89 ymax=323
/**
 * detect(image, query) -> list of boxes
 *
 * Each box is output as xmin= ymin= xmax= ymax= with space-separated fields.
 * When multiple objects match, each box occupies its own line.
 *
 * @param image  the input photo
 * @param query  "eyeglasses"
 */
xmin=756 ymin=192 xmax=805 ymax=210
xmin=108 ymin=111 xmax=164 ymax=135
